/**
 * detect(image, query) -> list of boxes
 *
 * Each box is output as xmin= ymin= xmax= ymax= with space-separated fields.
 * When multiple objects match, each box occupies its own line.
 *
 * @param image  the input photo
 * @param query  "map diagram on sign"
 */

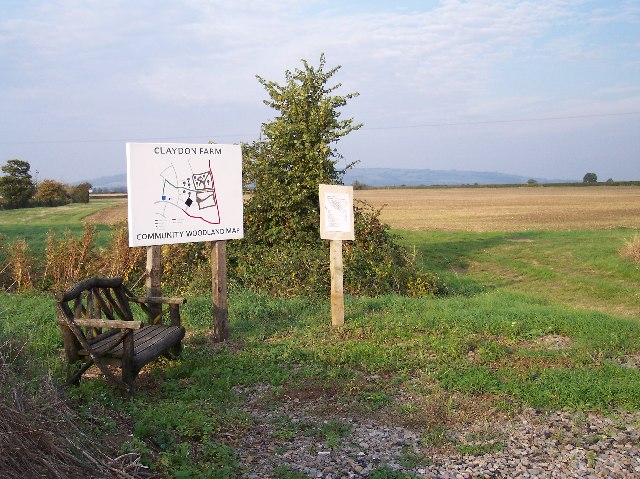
xmin=154 ymin=159 xmax=220 ymax=230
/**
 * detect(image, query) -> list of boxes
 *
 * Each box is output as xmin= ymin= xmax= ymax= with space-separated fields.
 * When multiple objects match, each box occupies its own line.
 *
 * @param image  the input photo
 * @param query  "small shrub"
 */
xmin=97 ymin=222 xmax=146 ymax=284
xmin=3 ymin=239 xmax=34 ymax=291
xmin=344 ymin=203 xmax=445 ymax=297
xmin=230 ymin=242 xmax=328 ymax=298
xmin=620 ymin=235 xmax=640 ymax=265
xmin=42 ymin=223 xmax=98 ymax=291
xmin=162 ymin=241 xmax=217 ymax=295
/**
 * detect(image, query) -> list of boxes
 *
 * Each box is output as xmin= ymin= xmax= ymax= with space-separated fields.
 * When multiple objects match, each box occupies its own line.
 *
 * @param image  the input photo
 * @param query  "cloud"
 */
xmin=1 ymin=0 xmax=638 ymax=181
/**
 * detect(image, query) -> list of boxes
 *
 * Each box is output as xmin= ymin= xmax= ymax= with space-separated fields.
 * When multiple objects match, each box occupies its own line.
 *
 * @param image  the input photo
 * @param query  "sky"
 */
xmin=1 ymin=0 xmax=639 ymax=183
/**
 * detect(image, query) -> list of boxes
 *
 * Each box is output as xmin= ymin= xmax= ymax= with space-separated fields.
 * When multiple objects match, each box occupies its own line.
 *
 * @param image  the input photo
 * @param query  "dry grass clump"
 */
xmin=0 ymin=339 xmax=152 ymax=479
xmin=98 ymin=221 xmax=146 ymax=282
xmin=0 ymin=239 xmax=34 ymax=291
xmin=620 ymin=235 xmax=640 ymax=264
xmin=1 ymin=222 xmax=146 ymax=293
xmin=43 ymin=223 xmax=98 ymax=289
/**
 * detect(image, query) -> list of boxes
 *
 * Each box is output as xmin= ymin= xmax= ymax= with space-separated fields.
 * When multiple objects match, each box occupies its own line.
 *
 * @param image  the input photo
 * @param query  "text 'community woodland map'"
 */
xmin=127 ymin=143 xmax=244 ymax=247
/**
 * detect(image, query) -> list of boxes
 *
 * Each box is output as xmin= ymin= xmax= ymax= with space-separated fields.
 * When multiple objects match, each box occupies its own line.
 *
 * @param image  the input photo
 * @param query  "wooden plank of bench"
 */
xmin=133 ymin=326 xmax=185 ymax=368
xmin=128 ymin=296 xmax=186 ymax=305
xmin=79 ymin=325 xmax=185 ymax=365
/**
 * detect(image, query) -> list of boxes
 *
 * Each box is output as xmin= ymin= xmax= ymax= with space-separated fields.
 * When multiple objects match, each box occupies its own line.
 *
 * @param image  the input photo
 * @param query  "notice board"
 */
xmin=319 ymin=184 xmax=355 ymax=241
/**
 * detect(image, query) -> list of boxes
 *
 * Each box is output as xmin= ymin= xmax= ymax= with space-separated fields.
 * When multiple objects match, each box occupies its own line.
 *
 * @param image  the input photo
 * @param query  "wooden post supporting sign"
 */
xmin=145 ymin=245 xmax=162 ymax=324
xmin=320 ymin=184 xmax=354 ymax=327
xmin=210 ymin=240 xmax=229 ymax=342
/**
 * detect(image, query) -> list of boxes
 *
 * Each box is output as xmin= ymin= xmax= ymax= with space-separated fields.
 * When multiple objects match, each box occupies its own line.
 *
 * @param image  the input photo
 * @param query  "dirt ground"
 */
xmin=85 ymin=200 xmax=127 ymax=225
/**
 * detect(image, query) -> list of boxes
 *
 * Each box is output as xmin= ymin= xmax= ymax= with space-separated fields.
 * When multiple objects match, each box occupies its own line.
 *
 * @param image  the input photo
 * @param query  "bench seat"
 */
xmin=81 ymin=325 xmax=185 ymax=370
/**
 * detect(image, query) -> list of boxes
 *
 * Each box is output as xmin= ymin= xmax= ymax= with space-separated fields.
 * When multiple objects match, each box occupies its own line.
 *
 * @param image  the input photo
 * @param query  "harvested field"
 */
xmin=355 ymin=186 xmax=640 ymax=231
xmin=85 ymin=186 xmax=640 ymax=232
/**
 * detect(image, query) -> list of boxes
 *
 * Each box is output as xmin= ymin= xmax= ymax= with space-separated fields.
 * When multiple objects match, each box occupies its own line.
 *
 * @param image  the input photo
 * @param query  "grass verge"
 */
xmin=2 ymin=281 xmax=640 ymax=476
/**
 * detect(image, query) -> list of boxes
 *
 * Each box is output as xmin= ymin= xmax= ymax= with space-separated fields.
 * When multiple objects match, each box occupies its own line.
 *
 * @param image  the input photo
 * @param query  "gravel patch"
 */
xmin=230 ymin=385 xmax=640 ymax=478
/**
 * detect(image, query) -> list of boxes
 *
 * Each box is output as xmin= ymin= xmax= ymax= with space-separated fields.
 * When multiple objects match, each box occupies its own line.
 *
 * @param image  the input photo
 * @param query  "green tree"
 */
xmin=583 ymin=172 xmax=598 ymax=183
xmin=35 ymin=179 xmax=71 ymax=206
xmin=69 ymin=182 xmax=92 ymax=203
xmin=0 ymin=159 xmax=36 ymax=209
xmin=232 ymin=55 xmax=443 ymax=298
xmin=243 ymin=54 xmax=362 ymax=245
xmin=352 ymin=179 xmax=367 ymax=190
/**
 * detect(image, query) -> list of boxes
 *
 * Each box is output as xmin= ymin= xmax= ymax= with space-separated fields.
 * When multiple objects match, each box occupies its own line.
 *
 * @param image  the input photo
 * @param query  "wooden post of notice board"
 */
xmin=320 ymin=184 xmax=355 ymax=327
xmin=210 ymin=240 xmax=229 ymax=342
xmin=145 ymin=245 xmax=162 ymax=324
xmin=330 ymin=238 xmax=345 ymax=326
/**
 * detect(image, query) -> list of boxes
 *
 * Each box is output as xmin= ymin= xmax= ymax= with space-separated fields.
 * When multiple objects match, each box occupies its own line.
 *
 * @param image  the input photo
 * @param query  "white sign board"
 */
xmin=319 ymin=184 xmax=355 ymax=240
xmin=127 ymin=142 xmax=244 ymax=247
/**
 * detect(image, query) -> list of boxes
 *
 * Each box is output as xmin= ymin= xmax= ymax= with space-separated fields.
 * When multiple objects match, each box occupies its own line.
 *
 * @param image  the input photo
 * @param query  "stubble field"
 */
xmin=354 ymin=186 xmax=640 ymax=231
xmin=85 ymin=186 xmax=640 ymax=232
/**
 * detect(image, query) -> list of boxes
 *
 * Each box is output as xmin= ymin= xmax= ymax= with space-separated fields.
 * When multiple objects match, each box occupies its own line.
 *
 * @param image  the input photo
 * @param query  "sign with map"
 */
xmin=126 ymin=142 xmax=244 ymax=247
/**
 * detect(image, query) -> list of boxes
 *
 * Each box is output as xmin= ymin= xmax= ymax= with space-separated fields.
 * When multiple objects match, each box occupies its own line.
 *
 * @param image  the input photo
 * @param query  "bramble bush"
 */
xmin=229 ymin=55 xmax=445 ymax=298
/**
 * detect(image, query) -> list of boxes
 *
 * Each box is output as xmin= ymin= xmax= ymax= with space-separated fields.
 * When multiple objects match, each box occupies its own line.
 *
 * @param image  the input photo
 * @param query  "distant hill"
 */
xmin=82 ymin=174 xmax=127 ymax=191
xmin=343 ymin=168 xmax=572 ymax=187
xmin=85 ymin=169 xmax=573 ymax=191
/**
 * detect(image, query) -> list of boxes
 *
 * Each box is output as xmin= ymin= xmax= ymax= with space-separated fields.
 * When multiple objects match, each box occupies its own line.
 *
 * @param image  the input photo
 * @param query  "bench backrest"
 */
xmin=55 ymin=277 xmax=139 ymax=338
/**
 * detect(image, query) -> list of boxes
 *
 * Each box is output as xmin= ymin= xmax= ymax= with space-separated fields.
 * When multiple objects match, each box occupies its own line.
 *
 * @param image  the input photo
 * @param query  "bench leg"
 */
xmin=61 ymin=325 xmax=82 ymax=385
xmin=67 ymin=359 xmax=93 ymax=386
xmin=122 ymin=330 xmax=136 ymax=395
xmin=163 ymin=341 xmax=183 ymax=360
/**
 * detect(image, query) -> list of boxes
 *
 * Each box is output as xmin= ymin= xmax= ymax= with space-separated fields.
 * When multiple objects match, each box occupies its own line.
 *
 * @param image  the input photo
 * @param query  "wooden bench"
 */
xmin=55 ymin=277 xmax=186 ymax=394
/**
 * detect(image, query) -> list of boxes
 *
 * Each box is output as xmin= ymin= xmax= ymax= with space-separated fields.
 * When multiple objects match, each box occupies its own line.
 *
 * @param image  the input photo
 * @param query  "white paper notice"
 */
xmin=324 ymin=193 xmax=351 ymax=232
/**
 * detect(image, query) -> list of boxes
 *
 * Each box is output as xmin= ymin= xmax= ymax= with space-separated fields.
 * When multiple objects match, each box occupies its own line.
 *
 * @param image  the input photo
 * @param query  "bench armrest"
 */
xmin=129 ymin=296 xmax=186 ymax=305
xmin=61 ymin=319 xmax=142 ymax=330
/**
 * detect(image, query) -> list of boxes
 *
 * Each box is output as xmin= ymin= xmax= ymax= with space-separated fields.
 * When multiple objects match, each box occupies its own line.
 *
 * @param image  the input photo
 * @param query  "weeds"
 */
xmin=272 ymin=465 xmax=310 ymax=479
xmin=43 ymin=223 xmax=98 ymax=291
xmin=3 ymin=239 xmax=34 ymax=291
xmin=620 ymin=234 xmax=640 ymax=265
xmin=369 ymin=466 xmax=421 ymax=479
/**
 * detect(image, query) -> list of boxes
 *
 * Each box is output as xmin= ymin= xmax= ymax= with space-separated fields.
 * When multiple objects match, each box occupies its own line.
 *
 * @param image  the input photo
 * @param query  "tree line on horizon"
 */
xmin=0 ymin=159 xmax=91 ymax=209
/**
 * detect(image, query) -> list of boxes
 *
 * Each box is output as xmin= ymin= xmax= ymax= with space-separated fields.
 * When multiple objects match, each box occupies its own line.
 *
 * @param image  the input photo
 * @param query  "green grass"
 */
xmin=398 ymin=228 xmax=640 ymax=318
xmin=0 ymin=201 xmax=119 ymax=226
xmin=0 ymin=200 xmax=120 ymax=253
xmin=7 ymin=275 xmax=638 ymax=409
xmin=2 ymin=222 xmax=640 ymax=476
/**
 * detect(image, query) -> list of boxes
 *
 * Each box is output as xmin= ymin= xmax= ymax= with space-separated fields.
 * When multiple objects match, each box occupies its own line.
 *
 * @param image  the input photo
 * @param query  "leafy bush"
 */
xmin=229 ymin=241 xmax=328 ymax=298
xmin=232 ymin=56 xmax=444 ymax=298
xmin=344 ymin=203 xmax=446 ymax=297
xmin=34 ymin=179 xmax=71 ymax=207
